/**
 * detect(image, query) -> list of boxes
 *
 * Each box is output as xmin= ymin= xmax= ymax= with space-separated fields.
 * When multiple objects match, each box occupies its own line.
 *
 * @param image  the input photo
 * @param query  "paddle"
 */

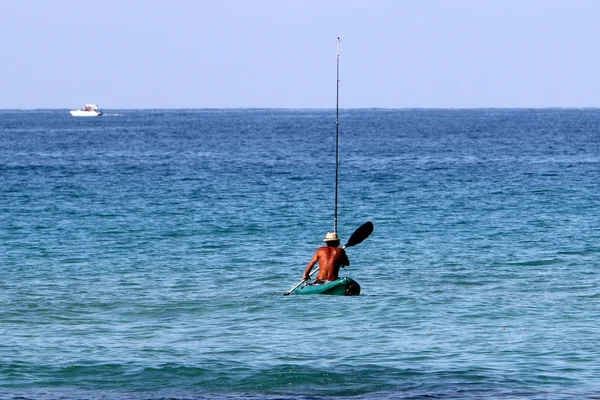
xmin=284 ymin=221 xmax=374 ymax=295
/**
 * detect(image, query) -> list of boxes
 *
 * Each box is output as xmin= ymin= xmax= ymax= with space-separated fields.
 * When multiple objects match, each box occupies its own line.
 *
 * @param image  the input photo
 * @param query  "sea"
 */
xmin=1 ymin=108 xmax=599 ymax=400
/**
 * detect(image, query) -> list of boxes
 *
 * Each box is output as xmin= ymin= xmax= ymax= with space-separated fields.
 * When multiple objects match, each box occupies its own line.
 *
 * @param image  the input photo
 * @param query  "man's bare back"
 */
xmin=303 ymin=244 xmax=350 ymax=281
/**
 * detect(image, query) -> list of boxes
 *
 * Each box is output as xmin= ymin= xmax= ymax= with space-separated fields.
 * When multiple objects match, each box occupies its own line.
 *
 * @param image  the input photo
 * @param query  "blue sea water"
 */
xmin=1 ymin=108 xmax=599 ymax=399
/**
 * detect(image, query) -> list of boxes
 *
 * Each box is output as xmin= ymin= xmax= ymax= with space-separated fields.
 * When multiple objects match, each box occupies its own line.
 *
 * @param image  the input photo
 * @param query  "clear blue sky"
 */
xmin=2 ymin=0 xmax=600 ymax=109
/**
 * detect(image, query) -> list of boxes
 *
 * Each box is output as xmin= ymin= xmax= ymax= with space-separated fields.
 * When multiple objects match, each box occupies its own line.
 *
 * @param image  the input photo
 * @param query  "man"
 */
xmin=302 ymin=232 xmax=350 ymax=282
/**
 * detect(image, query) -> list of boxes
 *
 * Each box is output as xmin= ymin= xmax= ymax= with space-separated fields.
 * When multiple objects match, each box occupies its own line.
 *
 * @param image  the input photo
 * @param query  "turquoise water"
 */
xmin=1 ymin=109 xmax=599 ymax=399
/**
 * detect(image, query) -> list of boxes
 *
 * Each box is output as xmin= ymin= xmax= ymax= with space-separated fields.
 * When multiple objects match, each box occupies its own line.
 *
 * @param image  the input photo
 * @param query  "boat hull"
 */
xmin=289 ymin=277 xmax=361 ymax=296
xmin=70 ymin=110 xmax=103 ymax=117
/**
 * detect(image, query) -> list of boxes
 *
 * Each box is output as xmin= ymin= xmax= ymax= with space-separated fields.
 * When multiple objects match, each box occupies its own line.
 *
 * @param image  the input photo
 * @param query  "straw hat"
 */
xmin=323 ymin=232 xmax=341 ymax=242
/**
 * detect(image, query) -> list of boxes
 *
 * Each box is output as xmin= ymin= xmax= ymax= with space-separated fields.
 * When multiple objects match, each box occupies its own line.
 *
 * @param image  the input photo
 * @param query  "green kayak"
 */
xmin=288 ymin=277 xmax=361 ymax=296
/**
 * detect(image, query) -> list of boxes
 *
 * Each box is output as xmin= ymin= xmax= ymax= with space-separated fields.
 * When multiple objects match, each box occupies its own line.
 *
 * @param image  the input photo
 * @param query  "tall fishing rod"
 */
xmin=334 ymin=37 xmax=340 ymax=234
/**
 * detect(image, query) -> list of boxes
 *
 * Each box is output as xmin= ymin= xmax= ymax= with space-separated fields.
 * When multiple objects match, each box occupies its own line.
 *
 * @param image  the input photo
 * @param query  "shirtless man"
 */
xmin=302 ymin=232 xmax=350 ymax=282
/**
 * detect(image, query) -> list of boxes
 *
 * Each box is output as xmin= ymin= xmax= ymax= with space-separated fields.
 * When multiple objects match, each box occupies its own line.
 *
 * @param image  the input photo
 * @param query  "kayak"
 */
xmin=288 ymin=277 xmax=361 ymax=296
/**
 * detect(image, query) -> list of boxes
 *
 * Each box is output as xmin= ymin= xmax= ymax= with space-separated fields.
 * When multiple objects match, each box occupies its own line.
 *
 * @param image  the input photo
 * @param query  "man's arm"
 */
xmin=340 ymin=249 xmax=350 ymax=268
xmin=302 ymin=251 xmax=319 ymax=280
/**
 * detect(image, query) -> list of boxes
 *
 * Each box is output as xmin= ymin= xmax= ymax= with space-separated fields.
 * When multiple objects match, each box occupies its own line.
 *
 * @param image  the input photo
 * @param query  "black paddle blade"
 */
xmin=344 ymin=221 xmax=373 ymax=248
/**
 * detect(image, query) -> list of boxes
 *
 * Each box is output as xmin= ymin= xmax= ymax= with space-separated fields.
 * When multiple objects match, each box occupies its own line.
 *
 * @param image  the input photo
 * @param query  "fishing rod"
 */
xmin=334 ymin=37 xmax=340 ymax=234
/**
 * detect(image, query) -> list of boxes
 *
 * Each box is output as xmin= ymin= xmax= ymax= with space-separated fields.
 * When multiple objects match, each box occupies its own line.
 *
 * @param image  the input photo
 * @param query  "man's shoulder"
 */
xmin=322 ymin=247 xmax=345 ymax=256
xmin=316 ymin=246 xmax=338 ymax=254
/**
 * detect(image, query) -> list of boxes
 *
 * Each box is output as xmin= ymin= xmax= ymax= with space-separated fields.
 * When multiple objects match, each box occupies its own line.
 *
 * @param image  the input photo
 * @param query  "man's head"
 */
xmin=323 ymin=232 xmax=341 ymax=246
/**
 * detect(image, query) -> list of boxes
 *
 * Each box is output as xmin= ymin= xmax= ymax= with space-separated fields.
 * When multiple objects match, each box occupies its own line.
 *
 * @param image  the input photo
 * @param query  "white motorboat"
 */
xmin=70 ymin=104 xmax=103 ymax=117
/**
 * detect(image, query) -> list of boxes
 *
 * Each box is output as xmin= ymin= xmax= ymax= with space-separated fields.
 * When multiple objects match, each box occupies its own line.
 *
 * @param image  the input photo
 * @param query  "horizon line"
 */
xmin=3 ymin=106 xmax=600 ymax=111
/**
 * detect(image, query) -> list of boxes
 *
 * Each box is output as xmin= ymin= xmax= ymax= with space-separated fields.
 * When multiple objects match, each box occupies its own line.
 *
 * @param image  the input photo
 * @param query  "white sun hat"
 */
xmin=323 ymin=232 xmax=341 ymax=242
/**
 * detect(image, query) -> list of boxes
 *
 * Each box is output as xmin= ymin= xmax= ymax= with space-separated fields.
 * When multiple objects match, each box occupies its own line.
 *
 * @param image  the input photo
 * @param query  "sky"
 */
xmin=1 ymin=0 xmax=600 ymax=109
